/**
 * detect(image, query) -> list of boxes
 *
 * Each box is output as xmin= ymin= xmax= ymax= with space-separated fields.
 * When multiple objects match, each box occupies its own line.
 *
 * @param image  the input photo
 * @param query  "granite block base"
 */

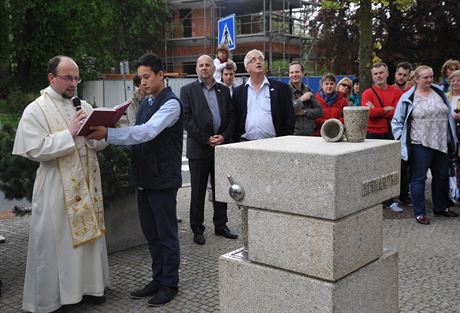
xmin=219 ymin=248 xmax=398 ymax=313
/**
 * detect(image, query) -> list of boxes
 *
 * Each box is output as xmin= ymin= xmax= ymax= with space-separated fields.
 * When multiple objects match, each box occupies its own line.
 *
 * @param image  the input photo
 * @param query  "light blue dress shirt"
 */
xmin=106 ymin=98 xmax=181 ymax=145
xmin=243 ymin=76 xmax=276 ymax=140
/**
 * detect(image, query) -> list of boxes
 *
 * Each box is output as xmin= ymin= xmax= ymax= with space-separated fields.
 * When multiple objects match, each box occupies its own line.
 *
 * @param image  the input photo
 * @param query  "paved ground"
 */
xmin=1 ymin=186 xmax=459 ymax=313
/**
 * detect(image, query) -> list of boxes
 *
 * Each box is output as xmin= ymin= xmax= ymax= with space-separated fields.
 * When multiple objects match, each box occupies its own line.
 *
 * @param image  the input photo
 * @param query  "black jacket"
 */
xmin=232 ymin=78 xmax=295 ymax=141
xmin=181 ymin=80 xmax=234 ymax=160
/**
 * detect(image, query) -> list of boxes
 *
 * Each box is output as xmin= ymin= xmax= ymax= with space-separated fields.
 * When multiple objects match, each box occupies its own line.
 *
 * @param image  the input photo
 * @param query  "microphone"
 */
xmin=72 ymin=97 xmax=81 ymax=111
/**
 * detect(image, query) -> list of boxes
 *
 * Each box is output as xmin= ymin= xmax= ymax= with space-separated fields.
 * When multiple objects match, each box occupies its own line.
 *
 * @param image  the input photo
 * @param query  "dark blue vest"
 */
xmin=132 ymin=87 xmax=183 ymax=190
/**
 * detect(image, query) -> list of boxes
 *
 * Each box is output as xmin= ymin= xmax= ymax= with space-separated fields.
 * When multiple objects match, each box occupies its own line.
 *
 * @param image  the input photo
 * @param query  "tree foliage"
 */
xmin=0 ymin=0 xmax=169 ymax=94
xmin=307 ymin=0 xmax=460 ymax=91
xmin=0 ymin=0 xmax=169 ymax=202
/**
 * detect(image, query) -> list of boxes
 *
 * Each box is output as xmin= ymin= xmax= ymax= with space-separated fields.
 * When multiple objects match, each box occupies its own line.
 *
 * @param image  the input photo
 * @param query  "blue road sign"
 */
xmin=217 ymin=14 xmax=236 ymax=50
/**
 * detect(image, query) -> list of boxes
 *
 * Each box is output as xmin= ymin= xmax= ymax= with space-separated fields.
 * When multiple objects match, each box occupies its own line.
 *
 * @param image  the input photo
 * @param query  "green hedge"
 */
xmin=0 ymin=122 xmax=133 ymax=204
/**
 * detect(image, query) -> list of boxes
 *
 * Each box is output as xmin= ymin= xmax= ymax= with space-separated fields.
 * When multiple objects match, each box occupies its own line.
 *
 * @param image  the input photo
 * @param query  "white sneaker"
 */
xmin=0 ymin=235 xmax=5 ymax=243
xmin=388 ymin=202 xmax=403 ymax=213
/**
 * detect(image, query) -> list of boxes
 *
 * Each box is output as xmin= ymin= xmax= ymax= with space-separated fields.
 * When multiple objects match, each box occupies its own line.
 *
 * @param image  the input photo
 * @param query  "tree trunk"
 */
xmin=359 ymin=0 xmax=373 ymax=92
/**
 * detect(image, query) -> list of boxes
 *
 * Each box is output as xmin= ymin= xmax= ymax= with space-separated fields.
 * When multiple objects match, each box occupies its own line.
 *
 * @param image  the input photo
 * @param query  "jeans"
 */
xmin=409 ymin=145 xmax=449 ymax=217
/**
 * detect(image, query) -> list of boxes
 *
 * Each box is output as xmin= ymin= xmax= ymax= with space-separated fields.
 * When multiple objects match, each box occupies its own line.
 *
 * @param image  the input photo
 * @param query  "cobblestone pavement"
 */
xmin=1 ymin=186 xmax=459 ymax=313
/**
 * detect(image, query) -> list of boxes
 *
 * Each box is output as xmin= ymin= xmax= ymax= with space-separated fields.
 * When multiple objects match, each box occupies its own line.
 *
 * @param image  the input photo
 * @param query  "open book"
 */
xmin=77 ymin=101 xmax=131 ymax=136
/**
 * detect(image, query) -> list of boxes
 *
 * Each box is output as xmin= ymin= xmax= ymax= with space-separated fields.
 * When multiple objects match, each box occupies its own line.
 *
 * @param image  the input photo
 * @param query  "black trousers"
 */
xmin=189 ymin=158 xmax=228 ymax=234
xmin=400 ymin=159 xmax=411 ymax=198
xmin=137 ymin=188 xmax=180 ymax=288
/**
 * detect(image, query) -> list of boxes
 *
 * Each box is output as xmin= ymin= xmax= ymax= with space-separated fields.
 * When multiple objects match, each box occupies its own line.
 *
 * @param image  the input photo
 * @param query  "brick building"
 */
xmin=153 ymin=0 xmax=311 ymax=75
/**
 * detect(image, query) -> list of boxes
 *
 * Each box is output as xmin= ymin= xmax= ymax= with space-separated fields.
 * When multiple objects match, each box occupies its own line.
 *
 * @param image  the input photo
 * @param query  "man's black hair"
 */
xmin=396 ymin=62 xmax=413 ymax=72
xmin=136 ymin=53 xmax=164 ymax=74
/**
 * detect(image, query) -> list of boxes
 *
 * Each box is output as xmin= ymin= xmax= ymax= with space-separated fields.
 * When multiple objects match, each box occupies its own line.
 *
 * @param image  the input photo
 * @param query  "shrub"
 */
xmin=0 ymin=122 xmax=38 ymax=200
xmin=0 ymin=121 xmax=133 ymax=205
xmin=98 ymin=145 xmax=134 ymax=202
xmin=6 ymin=90 xmax=37 ymax=115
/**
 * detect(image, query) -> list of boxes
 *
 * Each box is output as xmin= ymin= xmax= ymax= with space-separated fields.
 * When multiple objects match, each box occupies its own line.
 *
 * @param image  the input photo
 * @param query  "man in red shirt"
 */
xmin=362 ymin=62 xmax=407 ymax=212
xmin=393 ymin=62 xmax=413 ymax=93
xmin=362 ymin=62 xmax=402 ymax=139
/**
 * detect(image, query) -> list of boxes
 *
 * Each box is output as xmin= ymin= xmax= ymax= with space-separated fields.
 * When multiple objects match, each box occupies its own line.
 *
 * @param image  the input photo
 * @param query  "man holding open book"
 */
xmin=13 ymin=55 xmax=110 ymax=312
xmin=87 ymin=53 xmax=182 ymax=307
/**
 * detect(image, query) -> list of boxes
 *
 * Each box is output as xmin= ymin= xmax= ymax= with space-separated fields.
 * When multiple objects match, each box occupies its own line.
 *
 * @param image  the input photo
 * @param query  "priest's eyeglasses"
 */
xmin=56 ymin=74 xmax=82 ymax=84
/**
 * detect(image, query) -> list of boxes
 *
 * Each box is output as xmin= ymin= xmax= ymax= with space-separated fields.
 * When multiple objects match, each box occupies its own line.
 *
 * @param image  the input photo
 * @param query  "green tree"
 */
xmin=318 ymin=0 xmax=416 ymax=90
xmin=2 ymin=0 xmax=169 ymax=93
xmin=0 ymin=1 xmax=12 ymax=98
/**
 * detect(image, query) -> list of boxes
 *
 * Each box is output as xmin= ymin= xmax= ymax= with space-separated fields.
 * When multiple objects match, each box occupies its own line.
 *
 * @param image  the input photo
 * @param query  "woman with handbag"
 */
xmin=392 ymin=65 xmax=459 ymax=225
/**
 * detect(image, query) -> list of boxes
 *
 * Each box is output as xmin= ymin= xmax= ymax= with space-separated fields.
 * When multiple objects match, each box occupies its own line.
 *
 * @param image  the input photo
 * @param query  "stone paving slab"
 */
xmin=1 ymin=186 xmax=460 ymax=313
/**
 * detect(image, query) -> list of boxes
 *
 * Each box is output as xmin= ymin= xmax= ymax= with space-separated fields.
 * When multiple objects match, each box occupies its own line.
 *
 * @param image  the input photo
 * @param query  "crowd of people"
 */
xmin=10 ymin=48 xmax=460 ymax=312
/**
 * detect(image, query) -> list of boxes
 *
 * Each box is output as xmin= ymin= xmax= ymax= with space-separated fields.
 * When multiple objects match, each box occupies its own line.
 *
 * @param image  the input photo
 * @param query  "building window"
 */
xmin=179 ymin=9 xmax=192 ymax=38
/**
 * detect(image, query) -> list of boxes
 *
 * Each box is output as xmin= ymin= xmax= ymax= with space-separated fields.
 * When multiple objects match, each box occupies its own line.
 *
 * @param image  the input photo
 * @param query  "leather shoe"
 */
xmin=434 ymin=209 xmax=459 ymax=217
xmin=148 ymin=286 xmax=178 ymax=306
xmin=215 ymin=226 xmax=238 ymax=239
xmin=193 ymin=233 xmax=206 ymax=245
xmin=415 ymin=215 xmax=430 ymax=225
xmin=82 ymin=295 xmax=105 ymax=304
xmin=130 ymin=280 xmax=160 ymax=299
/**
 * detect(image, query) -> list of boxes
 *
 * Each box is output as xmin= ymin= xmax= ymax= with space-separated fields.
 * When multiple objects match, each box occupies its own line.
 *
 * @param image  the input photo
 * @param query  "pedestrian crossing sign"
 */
xmin=217 ymin=14 xmax=236 ymax=50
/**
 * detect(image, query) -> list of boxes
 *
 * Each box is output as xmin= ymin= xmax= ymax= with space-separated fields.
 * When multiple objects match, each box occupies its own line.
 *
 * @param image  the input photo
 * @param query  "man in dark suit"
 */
xmin=233 ymin=49 xmax=295 ymax=141
xmin=180 ymin=55 xmax=237 ymax=245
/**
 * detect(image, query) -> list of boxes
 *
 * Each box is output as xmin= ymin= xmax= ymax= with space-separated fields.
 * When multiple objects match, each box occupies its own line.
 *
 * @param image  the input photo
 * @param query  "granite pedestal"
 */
xmin=215 ymin=136 xmax=400 ymax=313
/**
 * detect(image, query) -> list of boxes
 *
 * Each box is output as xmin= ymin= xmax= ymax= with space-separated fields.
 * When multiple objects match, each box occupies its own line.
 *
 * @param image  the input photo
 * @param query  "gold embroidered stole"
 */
xmin=37 ymin=93 xmax=105 ymax=247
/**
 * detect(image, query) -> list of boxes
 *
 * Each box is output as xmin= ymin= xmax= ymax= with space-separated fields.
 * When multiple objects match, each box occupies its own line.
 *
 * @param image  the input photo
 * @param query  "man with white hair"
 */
xmin=232 ymin=49 xmax=295 ymax=141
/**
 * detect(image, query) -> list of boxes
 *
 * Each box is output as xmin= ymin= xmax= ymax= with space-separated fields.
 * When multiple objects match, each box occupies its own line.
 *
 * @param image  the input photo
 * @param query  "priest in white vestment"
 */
xmin=12 ymin=56 xmax=110 ymax=313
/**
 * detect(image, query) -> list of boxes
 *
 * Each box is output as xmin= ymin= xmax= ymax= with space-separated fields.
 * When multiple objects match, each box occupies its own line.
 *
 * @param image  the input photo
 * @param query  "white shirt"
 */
xmin=243 ymin=76 xmax=276 ymax=140
xmin=213 ymin=57 xmax=226 ymax=82
xmin=107 ymin=98 xmax=181 ymax=145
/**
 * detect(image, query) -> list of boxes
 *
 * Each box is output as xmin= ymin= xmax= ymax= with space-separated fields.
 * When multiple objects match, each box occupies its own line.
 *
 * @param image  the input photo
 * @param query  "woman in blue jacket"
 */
xmin=392 ymin=65 xmax=458 ymax=225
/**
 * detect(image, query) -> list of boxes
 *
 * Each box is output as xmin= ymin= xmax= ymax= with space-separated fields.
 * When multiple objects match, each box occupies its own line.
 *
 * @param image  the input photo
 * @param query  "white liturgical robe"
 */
xmin=12 ymin=86 xmax=110 ymax=313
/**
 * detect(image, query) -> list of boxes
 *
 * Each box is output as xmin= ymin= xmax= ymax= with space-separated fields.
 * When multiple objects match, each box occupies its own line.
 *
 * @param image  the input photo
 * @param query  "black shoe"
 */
xmin=82 ymin=295 xmax=105 ymax=305
xmin=147 ymin=286 xmax=178 ymax=306
xmin=398 ymin=196 xmax=413 ymax=207
xmin=193 ymin=233 xmax=206 ymax=245
xmin=434 ymin=209 xmax=459 ymax=217
xmin=130 ymin=280 xmax=160 ymax=299
xmin=215 ymin=226 xmax=238 ymax=239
